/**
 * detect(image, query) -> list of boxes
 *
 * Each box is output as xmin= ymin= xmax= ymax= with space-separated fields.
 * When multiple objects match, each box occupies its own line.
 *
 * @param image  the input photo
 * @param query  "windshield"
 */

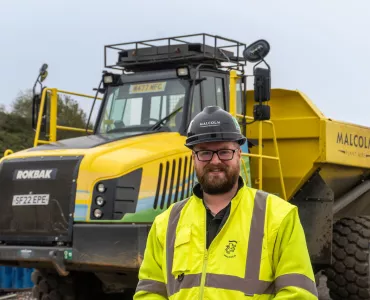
xmin=98 ymin=79 xmax=187 ymax=136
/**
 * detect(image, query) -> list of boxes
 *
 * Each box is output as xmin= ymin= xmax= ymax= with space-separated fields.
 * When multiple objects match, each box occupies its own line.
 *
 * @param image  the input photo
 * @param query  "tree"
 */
xmin=56 ymin=94 xmax=90 ymax=130
xmin=0 ymin=110 xmax=34 ymax=155
xmin=0 ymin=89 xmax=93 ymax=156
xmin=10 ymin=90 xmax=33 ymax=119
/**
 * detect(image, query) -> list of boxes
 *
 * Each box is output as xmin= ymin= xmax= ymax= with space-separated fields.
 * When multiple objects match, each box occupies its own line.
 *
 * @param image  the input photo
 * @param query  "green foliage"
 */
xmin=0 ymin=89 xmax=93 ymax=156
xmin=10 ymin=90 xmax=33 ymax=118
xmin=0 ymin=110 xmax=34 ymax=154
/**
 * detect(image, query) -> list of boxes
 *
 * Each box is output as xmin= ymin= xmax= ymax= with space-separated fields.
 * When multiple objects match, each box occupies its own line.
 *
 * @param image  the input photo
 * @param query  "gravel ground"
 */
xmin=0 ymin=275 xmax=332 ymax=300
xmin=0 ymin=291 xmax=33 ymax=300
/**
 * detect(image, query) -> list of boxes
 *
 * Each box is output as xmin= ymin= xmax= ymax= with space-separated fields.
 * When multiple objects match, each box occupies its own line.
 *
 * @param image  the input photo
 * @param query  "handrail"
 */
xmin=240 ymin=157 xmax=251 ymax=187
xmin=236 ymin=113 xmax=287 ymax=200
xmin=34 ymin=88 xmax=102 ymax=147
xmin=3 ymin=149 xmax=13 ymax=157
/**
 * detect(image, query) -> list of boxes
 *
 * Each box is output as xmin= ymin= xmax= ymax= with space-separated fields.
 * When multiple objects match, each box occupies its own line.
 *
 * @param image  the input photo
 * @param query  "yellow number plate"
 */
xmin=129 ymin=82 xmax=167 ymax=94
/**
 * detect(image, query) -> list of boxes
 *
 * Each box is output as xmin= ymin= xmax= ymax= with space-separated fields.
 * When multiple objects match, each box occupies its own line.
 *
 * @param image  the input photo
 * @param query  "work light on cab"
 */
xmin=101 ymin=72 xmax=121 ymax=88
xmin=176 ymin=67 xmax=189 ymax=77
xmin=103 ymin=74 xmax=113 ymax=84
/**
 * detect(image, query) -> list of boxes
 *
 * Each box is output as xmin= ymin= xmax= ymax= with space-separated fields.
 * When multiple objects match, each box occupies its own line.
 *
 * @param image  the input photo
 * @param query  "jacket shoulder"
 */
xmin=260 ymin=190 xmax=300 ymax=247
xmin=246 ymin=186 xmax=295 ymax=212
xmin=244 ymin=186 xmax=297 ymax=230
xmin=266 ymin=192 xmax=297 ymax=217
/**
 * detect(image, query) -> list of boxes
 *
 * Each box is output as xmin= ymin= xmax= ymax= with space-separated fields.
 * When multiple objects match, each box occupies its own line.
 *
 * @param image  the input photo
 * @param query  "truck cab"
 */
xmin=96 ymin=66 xmax=228 ymax=142
xmin=95 ymin=40 xmax=239 ymax=141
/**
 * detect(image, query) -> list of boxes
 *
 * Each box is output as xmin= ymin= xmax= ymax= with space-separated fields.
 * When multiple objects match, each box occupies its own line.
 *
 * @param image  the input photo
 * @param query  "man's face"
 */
xmin=192 ymin=141 xmax=241 ymax=195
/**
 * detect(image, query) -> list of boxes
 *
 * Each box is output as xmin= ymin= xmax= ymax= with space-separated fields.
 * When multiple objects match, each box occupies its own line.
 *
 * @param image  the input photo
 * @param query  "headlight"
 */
xmin=94 ymin=209 xmax=103 ymax=218
xmin=90 ymin=168 xmax=143 ymax=220
xmin=97 ymin=183 xmax=105 ymax=193
xmin=96 ymin=196 xmax=105 ymax=206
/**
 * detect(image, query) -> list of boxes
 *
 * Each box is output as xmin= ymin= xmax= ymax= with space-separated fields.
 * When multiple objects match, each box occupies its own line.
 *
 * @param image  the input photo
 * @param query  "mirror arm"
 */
xmin=253 ymin=53 xmax=271 ymax=73
xmin=86 ymin=77 xmax=104 ymax=135
xmin=241 ymin=75 xmax=247 ymax=135
xmin=32 ymin=74 xmax=41 ymax=97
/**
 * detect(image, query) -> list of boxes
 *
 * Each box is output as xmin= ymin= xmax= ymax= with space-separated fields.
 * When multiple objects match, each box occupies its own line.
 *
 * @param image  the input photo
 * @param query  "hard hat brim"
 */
xmin=185 ymin=132 xmax=246 ymax=149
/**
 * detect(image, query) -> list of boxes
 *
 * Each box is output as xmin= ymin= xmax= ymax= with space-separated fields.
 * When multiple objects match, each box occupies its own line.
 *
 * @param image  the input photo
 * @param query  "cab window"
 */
xmin=201 ymin=76 xmax=225 ymax=109
xmin=236 ymin=78 xmax=243 ymax=115
xmin=98 ymin=79 xmax=186 ymax=134
xmin=191 ymin=84 xmax=201 ymax=119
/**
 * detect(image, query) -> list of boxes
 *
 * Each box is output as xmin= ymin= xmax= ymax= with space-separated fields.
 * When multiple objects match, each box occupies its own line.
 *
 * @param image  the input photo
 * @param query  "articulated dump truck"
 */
xmin=0 ymin=33 xmax=370 ymax=299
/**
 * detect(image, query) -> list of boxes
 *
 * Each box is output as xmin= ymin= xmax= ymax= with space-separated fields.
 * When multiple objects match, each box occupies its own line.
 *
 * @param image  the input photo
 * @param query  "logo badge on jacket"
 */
xmin=224 ymin=240 xmax=237 ymax=258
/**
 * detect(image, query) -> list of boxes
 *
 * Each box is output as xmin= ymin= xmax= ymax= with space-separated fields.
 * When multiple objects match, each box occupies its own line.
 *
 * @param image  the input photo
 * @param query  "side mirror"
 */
xmin=31 ymin=64 xmax=49 ymax=132
xmin=243 ymin=40 xmax=270 ymax=63
xmin=39 ymin=63 xmax=48 ymax=82
xmin=243 ymin=40 xmax=271 ymax=102
xmin=243 ymin=39 xmax=272 ymax=121
xmin=254 ymin=67 xmax=270 ymax=103
xmin=253 ymin=68 xmax=271 ymax=121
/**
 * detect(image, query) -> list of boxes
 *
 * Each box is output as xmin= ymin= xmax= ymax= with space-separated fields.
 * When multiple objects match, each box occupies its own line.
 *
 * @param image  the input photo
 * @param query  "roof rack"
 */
xmin=104 ymin=33 xmax=247 ymax=73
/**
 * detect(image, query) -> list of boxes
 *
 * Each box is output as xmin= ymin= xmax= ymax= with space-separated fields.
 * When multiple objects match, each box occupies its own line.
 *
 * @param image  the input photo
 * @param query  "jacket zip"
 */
xmin=198 ymin=202 xmax=235 ymax=299
xmin=199 ymin=209 xmax=208 ymax=300
xmin=199 ymin=249 xmax=208 ymax=300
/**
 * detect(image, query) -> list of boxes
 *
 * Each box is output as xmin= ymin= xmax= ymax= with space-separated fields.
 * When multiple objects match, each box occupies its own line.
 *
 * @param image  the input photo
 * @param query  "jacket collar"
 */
xmin=189 ymin=176 xmax=247 ymax=229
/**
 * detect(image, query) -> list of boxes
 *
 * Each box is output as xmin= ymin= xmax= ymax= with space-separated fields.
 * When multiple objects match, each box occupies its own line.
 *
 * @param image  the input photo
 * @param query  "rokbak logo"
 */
xmin=14 ymin=169 xmax=57 ymax=180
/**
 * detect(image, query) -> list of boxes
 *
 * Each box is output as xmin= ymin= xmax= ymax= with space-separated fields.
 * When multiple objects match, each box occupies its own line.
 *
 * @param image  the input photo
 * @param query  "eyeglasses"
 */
xmin=193 ymin=149 xmax=238 ymax=162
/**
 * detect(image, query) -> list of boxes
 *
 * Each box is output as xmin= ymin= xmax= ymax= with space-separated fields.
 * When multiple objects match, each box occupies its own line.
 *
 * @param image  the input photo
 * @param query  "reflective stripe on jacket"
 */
xmin=134 ymin=180 xmax=318 ymax=299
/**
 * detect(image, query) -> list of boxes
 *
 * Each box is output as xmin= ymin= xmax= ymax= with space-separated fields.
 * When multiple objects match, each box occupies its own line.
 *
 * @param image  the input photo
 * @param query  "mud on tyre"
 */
xmin=31 ymin=269 xmax=102 ymax=300
xmin=326 ymin=216 xmax=370 ymax=299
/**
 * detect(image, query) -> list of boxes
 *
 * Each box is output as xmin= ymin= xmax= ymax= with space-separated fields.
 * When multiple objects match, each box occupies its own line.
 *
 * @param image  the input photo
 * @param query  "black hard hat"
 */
xmin=185 ymin=106 xmax=246 ymax=148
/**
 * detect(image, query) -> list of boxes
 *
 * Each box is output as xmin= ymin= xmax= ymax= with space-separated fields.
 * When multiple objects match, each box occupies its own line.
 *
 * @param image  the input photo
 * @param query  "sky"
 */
xmin=1 ymin=0 xmax=370 ymax=127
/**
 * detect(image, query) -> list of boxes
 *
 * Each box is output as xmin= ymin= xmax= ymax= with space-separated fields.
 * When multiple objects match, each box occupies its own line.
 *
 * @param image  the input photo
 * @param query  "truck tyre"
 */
xmin=31 ymin=269 xmax=78 ymax=300
xmin=31 ymin=269 xmax=106 ymax=300
xmin=326 ymin=216 xmax=370 ymax=300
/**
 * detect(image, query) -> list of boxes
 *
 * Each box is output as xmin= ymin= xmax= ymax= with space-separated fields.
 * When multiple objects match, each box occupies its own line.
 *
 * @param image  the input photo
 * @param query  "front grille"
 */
xmin=0 ymin=156 xmax=82 ymax=245
xmin=153 ymin=155 xmax=195 ymax=210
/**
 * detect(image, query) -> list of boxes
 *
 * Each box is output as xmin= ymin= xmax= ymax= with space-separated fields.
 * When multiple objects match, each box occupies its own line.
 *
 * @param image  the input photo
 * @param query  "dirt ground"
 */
xmin=0 ymin=291 xmax=33 ymax=300
xmin=1 ymin=275 xmax=332 ymax=299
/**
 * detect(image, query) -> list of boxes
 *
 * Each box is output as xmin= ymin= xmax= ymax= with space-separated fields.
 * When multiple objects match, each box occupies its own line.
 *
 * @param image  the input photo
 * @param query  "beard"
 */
xmin=195 ymin=162 xmax=239 ymax=195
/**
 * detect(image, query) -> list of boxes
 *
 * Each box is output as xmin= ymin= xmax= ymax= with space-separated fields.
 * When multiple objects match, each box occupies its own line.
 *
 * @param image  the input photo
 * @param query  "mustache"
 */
xmin=204 ymin=164 xmax=228 ymax=173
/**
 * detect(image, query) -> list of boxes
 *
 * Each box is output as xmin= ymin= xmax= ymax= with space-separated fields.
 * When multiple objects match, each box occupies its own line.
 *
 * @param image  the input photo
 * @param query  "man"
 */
xmin=134 ymin=106 xmax=318 ymax=299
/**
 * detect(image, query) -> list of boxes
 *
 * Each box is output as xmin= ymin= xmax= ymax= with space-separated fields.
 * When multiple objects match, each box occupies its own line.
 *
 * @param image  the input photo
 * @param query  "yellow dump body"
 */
xmin=245 ymin=89 xmax=370 ymax=216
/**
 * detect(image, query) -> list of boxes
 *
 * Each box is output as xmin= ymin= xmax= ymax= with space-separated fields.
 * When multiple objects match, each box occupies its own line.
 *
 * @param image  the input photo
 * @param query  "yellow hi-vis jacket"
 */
xmin=134 ymin=178 xmax=318 ymax=299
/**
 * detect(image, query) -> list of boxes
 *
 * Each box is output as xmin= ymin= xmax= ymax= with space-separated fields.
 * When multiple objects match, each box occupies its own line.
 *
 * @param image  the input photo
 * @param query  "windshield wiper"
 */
xmin=147 ymin=106 xmax=183 ymax=131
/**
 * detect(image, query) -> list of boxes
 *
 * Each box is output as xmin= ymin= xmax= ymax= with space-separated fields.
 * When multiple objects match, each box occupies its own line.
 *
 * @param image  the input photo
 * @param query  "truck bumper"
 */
xmin=0 ymin=223 xmax=150 ymax=276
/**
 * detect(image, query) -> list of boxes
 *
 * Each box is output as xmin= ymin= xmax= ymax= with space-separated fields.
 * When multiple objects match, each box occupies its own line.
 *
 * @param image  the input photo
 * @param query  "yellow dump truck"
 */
xmin=0 ymin=34 xmax=369 ymax=300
